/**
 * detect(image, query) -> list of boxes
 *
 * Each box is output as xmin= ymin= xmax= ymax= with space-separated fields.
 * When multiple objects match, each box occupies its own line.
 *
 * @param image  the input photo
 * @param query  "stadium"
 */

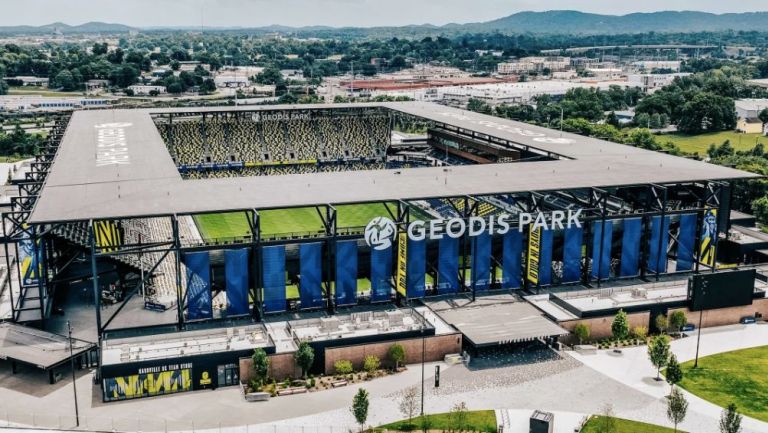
xmin=1 ymin=101 xmax=766 ymax=401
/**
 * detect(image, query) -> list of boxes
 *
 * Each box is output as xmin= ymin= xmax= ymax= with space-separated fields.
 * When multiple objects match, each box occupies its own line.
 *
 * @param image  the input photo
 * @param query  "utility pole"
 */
xmin=67 ymin=321 xmax=80 ymax=427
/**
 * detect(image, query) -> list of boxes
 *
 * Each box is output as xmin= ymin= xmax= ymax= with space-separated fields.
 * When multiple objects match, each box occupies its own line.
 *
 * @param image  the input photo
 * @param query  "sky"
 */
xmin=1 ymin=0 xmax=767 ymax=28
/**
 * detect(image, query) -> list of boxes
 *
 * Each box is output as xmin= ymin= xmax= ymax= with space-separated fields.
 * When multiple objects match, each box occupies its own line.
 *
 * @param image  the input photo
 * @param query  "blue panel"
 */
xmin=406 ymin=238 xmax=426 ymax=298
xmin=225 ymin=248 xmax=249 ymax=316
xmin=262 ymin=246 xmax=286 ymax=313
xmin=471 ymin=231 xmax=492 ymax=290
xmin=676 ymin=214 xmax=697 ymax=271
xmin=502 ymin=230 xmax=522 ymax=289
xmin=620 ymin=218 xmax=642 ymax=277
xmin=370 ymin=246 xmax=392 ymax=302
xmin=648 ymin=216 xmax=671 ymax=273
xmin=563 ymin=227 xmax=583 ymax=283
xmin=591 ymin=220 xmax=613 ymax=280
xmin=437 ymin=236 xmax=459 ymax=295
xmin=335 ymin=240 xmax=358 ymax=306
xmin=536 ymin=229 xmax=554 ymax=286
xmin=300 ymin=243 xmax=324 ymax=309
xmin=185 ymin=251 xmax=212 ymax=320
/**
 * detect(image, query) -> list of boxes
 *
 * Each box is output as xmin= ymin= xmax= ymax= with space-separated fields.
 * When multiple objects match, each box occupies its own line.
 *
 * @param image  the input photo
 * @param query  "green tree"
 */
xmin=667 ymin=386 xmax=689 ymax=433
xmin=666 ymin=353 xmax=684 ymax=388
xmin=54 ymin=70 xmax=76 ymax=91
xmin=655 ymin=313 xmax=669 ymax=334
xmin=351 ymin=388 xmax=370 ymax=432
xmin=573 ymin=323 xmax=590 ymax=344
xmin=648 ymin=335 xmax=671 ymax=380
xmin=294 ymin=341 xmax=315 ymax=379
xmin=611 ymin=309 xmax=630 ymax=340
xmin=449 ymin=401 xmax=469 ymax=432
xmin=467 ymin=98 xmax=491 ymax=114
xmin=251 ymin=348 xmax=270 ymax=388
xmin=363 ymin=355 xmax=380 ymax=374
xmin=388 ymin=343 xmax=406 ymax=369
xmin=719 ymin=403 xmax=743 ymax=433
xmin=670 ymin=311 xmax=688 ymax=333
xmin=759 ymin=108 xmax=768 ymax=129
xmin=752 ymin=196 xmax=768 ymax=226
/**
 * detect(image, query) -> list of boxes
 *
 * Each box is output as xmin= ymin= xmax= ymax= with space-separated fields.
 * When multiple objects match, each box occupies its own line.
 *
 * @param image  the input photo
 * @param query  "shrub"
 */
xmin=334 ymin=359 xmax=353 ymax=375
xmin=611 ymin=309 xmax=630 ymax=340
xmin=573 ymin=323 xmax=590 ymax=344
xmin=388 ymin=343 xmax=406 ymax=369
xmin=364 ymin=355 xmax=381 ymax=373
xmin=633 ymin=326 xmax=648 ymax=340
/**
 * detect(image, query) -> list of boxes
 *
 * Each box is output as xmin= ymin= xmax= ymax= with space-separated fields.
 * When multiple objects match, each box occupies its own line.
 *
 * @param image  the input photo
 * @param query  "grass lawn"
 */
xmin=7 ymin=87 xmax=84 ymax=97
xmin=193 ymin=203 xmax=398 ymax=242
xmin=677 ymin=345 xmax=768 ymax=422
xmin=581 ymin=416 xmax=681 ymax=433
xmin=378 ymin=410 xmax=497 ymax=433
xmin=658 ymin=131 xmax=768 ymax=155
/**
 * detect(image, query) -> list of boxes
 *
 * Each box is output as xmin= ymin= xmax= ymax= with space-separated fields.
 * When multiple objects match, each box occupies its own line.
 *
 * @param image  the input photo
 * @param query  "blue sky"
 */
xmin=2 ymin=0 xmax=767 ymax=28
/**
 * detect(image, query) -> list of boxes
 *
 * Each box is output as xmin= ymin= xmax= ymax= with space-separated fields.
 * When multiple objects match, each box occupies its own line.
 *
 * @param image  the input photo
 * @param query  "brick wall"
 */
xmin=324 ymin=333 xmax=463 ymax=373
xmin=560 ymin=311 xmax=650 ymax=340
xmin=239 ymin=352 xmax=301 ymax=384
xmin=667 ymin=298 xmax=768 ymax=328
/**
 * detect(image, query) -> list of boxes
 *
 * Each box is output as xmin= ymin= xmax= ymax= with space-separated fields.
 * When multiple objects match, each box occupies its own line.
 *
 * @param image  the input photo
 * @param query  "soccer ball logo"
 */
xmin=364 ymin=217 xmax=396 ymax=251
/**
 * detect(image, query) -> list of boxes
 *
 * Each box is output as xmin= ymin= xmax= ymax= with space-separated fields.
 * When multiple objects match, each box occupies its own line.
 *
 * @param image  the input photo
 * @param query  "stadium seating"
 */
xmin=155 ymin=111 xmax=392 ymax=177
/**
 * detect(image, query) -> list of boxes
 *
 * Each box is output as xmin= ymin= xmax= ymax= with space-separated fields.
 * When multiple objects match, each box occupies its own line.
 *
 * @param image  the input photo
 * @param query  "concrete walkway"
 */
xmin=569 ymin=323 xmax=768 ymax=433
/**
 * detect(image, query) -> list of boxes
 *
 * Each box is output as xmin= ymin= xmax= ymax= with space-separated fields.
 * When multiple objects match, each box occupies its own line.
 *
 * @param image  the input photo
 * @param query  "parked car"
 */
xmin=740 ymin=316 xmax=757 ymax=324
xmin=681 ymin=323 xmax=696 ymax=332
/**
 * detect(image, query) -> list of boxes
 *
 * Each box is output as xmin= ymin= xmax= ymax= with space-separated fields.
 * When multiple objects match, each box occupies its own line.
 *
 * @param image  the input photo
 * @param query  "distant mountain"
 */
xmin=1 ymin=11 xmax=767 ymax=36
xmin=470 ymin=10 xmax=768 ymax=34
xmin=0 ymin=21 xmax=135 ymax=34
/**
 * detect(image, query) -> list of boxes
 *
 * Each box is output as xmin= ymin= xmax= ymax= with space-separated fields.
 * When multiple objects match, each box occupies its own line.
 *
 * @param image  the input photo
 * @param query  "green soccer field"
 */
xmin=193 ymin=202 xmax=397 ymax=242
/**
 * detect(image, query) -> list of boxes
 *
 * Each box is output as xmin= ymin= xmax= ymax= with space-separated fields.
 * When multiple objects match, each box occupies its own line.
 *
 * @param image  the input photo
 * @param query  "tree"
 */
xmin=449 ymin=402 xmax=469 ymax=432
xmin=753 ymin=196 xmax=768 ymax=226
xmin=388 ymin=343 xmax=406 ymax=369
xmin=719 ymin=403 xmax=743 ymax=433
xmin=363 ymin=355 xmax=380 ymax=374
xmin=666 ymin=353 xmax=684 ymax=388
xmin=670 ymin=311 xmax=688 ymax=334
xmin=655 ymin=313 xmax=669 ymax=334
xmin=54 ymin=70 xmax=76 ymax=91
xmin=648 ymin=335 xmax=671 ymax=380
xmin=573 ymin=323 xmax=590 ymax=344
xmin=351 ymin=388 xmax=369 ymax=432
xmin=667 ymin=386 xmax=689 ymax=433
xmin=294 ymin=341 xmax=314 ymax=378
xmin=759 ymin=108 xmax=768 ymax=129
xmin=467 ymin=98 xmax=492 ymax=114
xmin=251 ymin=348 xmax=270 ymax=387
xmin=596 ymin=404 xmax=618 ymax=433
xmin=611 ymin=309 xmax=630 ymax=340
xmin=399 ymin=386 xmax=419 ymax=425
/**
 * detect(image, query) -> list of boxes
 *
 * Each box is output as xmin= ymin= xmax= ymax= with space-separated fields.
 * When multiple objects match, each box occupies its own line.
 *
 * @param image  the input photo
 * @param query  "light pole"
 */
xmin=693 ymin=279 xmax=707 ymax=368
xmin=67 ymin=321 xmax=80 ymax=427
xmin=420 ymin=320 xmax=425 ymax=417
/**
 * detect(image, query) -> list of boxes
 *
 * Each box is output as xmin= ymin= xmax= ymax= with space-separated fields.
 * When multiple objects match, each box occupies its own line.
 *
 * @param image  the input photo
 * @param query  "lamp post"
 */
xmin=67 ymin=321 xmax=80 ymax=427
xmin=420 ymin=319 xmax=425 ymax=417
xmin=693 ymin=279 xmax=707 ymax=368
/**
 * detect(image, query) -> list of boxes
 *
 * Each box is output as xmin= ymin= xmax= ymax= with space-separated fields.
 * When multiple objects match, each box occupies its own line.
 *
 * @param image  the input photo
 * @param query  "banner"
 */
xmin=563 ymin=227 xmax=583 ymax=283
xmin=648 ymin=215 xmax=671 ymax=273
xmin=370 ymin=246 xmax=392 ymax=302
xmin=471 ymin=231 xmax=492 ymax=290
xmin=619 ymin=218 xmax=642 ymax=277
xmin=94 ymin=220 xmax=122 ymax=253
xmin=18 ymin=226 xmax=42 ymax=286
xmin=396 ymin=231 xmax=407 ymax=297
xmin=676 ymin=214 xmax=697 ymax=271
xmin=185 ymin=251 xmax=212 ymax=320
xmin=335 ymin=240 xmax=358 ymax=306
xmin=104 ymin=369 xmax=192 ymax=401
xmin=591 ymin=220 xmax=613 ymax=280
xmin=437 ymin=236 xmax=459 ymax=295
xmin=501 ymin=230 xmax=522 ymax=289
xmin=299 ymin=243 xmax=324 ymax=309
xmin=538 ymin=229 xmax=553 ymax=286
xmin=699 ymin=209 xmax=717 ymax=268
xmin=406 ymin=238 xmax=426 ymax=298
xmin=526 ymin=225 xmax=541 ymax=285
xmin=225 ymin=249 xmax=249 ymax=316
xmin=262 ymin=246 xmax=286 ymax=313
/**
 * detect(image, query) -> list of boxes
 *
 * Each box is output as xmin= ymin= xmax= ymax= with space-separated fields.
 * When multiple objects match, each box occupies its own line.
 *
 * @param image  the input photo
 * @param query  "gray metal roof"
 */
xmin=29 ymin=101 xmax=759 ymax=224
xmin=0 ymin=322 xmax=95 ymax=370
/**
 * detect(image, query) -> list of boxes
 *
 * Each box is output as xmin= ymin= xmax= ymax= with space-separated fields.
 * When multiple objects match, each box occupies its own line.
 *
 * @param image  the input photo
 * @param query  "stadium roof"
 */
xmin=29 ymin=101 xmax=759 ymax=224
xmin=0 ymin=322 xmax=95 ymax=370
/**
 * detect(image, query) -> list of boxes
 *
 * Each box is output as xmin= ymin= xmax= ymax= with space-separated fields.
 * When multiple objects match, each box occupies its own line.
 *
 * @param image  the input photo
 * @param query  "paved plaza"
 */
xmin=0 ymin=324 xmax=766 ymax=433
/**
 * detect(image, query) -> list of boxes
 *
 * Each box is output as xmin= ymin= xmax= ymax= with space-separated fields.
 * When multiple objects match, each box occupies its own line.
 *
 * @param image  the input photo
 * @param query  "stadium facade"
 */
xmin=1 ymin=101 xmax=765 ymax=401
